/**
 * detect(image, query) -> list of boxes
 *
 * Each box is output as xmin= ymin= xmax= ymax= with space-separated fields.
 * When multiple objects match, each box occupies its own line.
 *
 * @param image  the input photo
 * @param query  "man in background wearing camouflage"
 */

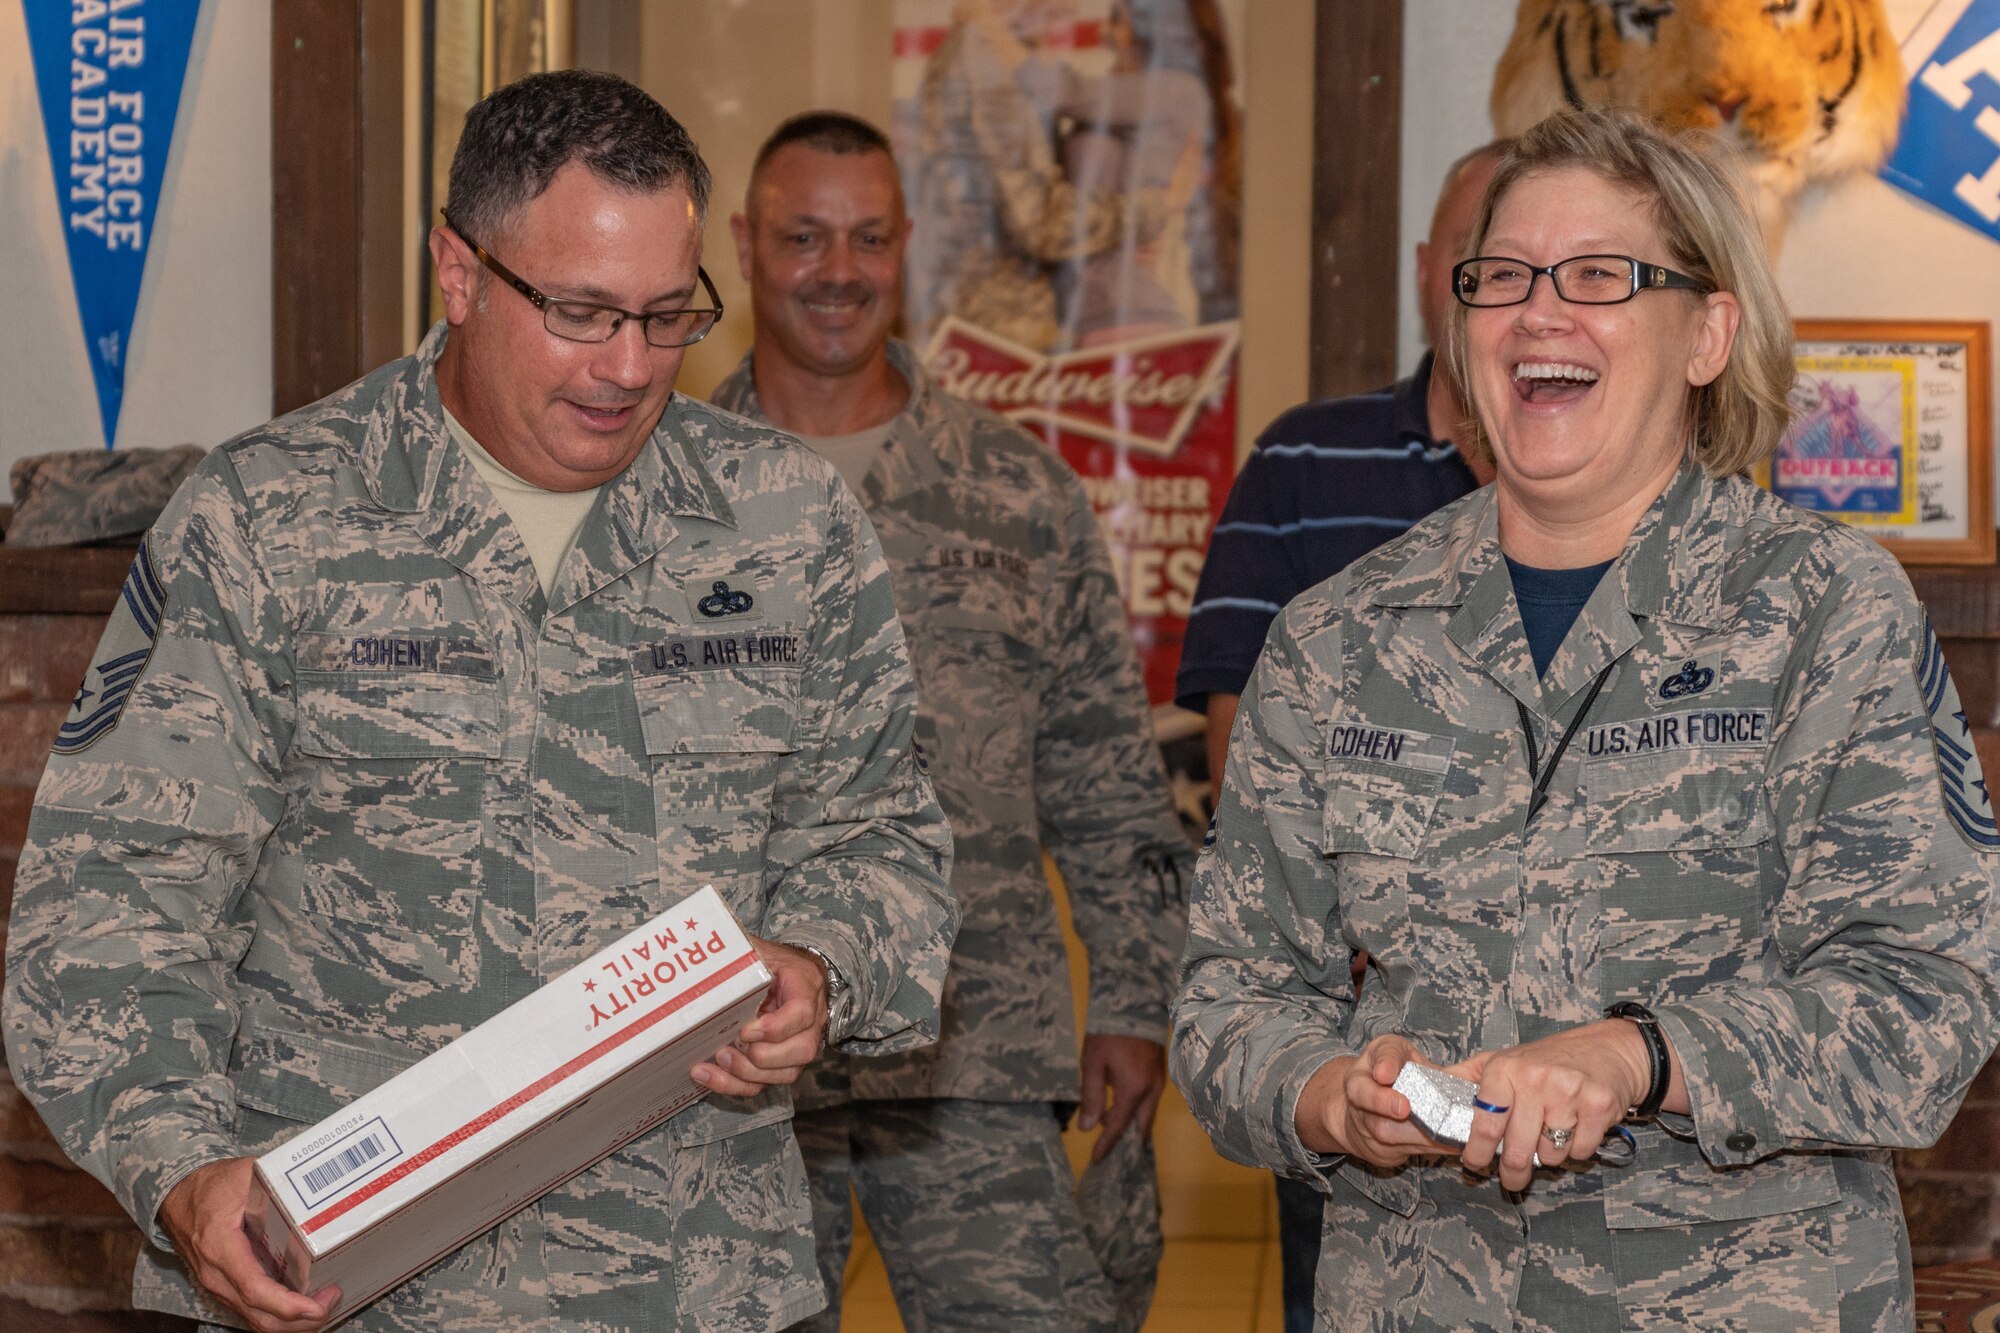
xmin=4 ymin=72 xmax=955 ymax=1333
xmin=715 ymin=112 xmax=1190 ymax=1332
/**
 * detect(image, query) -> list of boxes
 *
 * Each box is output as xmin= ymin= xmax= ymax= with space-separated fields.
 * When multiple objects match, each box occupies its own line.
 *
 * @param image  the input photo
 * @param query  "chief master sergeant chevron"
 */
xmin=2 ymin=71 xmax=956 ymax=1333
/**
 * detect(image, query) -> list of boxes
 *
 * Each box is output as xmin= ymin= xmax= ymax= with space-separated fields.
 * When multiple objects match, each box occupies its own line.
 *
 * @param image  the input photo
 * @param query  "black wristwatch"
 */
xmin=1605 ymin=1001 xmax=1671 ymax=1121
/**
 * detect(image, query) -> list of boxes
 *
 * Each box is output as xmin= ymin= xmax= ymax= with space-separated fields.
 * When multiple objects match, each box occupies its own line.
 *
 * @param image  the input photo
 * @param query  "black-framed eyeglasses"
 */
xmin=1452 ymin=254 xmax=1708 ymax=308
xmin=444 ymin=214 xmax=723 ymax=348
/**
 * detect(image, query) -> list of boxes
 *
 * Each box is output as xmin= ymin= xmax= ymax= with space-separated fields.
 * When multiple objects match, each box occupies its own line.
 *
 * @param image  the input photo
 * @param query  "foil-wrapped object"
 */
xmin=1389 ymin=1063 xmax=1637 ymax=1168
xmin=1391 ymin=1063 xmax=1480 ymax=1147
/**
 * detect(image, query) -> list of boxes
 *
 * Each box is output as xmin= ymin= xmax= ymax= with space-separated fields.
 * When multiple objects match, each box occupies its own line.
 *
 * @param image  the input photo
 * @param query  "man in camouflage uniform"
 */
xmin=717 ymin=113 xmax=1190 ymax=1332
xmin=3 ymin=72 xmax=955 ymax=1333
xmin=1173 ymin=460 xmax=2000 ymax=1329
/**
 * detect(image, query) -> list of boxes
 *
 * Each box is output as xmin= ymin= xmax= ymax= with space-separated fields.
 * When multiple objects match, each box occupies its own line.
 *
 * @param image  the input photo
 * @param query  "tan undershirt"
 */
xmin=795 ymin=421 xmax=896 ymax=497
xmin=442 ymin=406 xmax=601 ymax=599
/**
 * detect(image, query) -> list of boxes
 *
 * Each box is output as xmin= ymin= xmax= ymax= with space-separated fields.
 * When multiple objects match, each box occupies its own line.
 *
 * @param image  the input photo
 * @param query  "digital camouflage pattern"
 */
xmin=5 ymin=443 xmax=205 ymax=547
xmin=2 ymin=323 xmax=957 ymax=1333
xmin=790 ymin=1099 xmax=1120 ymax=1333
xmin=904 ymin=25 xmax=1169 ymax=352
xmin=1173 ymin=463 xmax=2000 ymax=1331
xmin=715 ymin=340 xmax=1189 ymax=1108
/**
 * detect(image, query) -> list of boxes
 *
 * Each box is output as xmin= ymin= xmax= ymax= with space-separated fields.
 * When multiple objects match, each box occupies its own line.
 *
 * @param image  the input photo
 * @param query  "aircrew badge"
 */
xmin=54 ymin=537 xmax=165 ymax=755
xmin=1918 ymin=616 xmax=2000 ymax=850
xmin=1658 ymin=659 xmax=1714 ymax=700
xmin=694 ymin=579 xmax=755 ymax=620
xmin=1649 ymin=653 xmax=1720 ymax=707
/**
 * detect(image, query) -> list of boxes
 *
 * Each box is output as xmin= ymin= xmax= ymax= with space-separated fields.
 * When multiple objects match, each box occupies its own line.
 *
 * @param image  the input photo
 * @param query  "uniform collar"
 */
xmin=1371 ymin=460 xmax=1724 ymax=711
xmin=358 ymin=321 xmax=734 ymax=616
xmin=554 ymin=397 xmax=737 ymax=611
xmin=711 ymin=339 xmax=949 ymax=506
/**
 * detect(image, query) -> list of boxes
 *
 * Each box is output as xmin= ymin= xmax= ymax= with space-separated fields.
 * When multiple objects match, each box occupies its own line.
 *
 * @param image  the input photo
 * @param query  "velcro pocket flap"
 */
xmin=232 ymin=1021 xmax=420 ymax=1125
xmin=1601 ymin=1129 xmax=1839 ymax=1229
xmin=1585 ymin=745 xmax=1770 ymax=854
xmin=1322 ymin=763 xmax=1446 ymax=861
xmin=295 ymin=673 xmax=502 ymax=760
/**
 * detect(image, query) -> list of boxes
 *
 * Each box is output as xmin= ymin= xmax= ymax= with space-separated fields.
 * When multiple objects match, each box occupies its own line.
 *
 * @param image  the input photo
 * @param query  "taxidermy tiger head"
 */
xmin=1491 ymin=0 xmax=1906 ymax=254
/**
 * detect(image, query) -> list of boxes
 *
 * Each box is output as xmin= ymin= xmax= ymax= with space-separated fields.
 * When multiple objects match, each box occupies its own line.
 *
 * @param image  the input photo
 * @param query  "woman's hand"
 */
xmin=1451 ymin=1020 xmax=1653 ymax=1191
xmin=1295 ymin=1035 xmax=1457 ymax=1168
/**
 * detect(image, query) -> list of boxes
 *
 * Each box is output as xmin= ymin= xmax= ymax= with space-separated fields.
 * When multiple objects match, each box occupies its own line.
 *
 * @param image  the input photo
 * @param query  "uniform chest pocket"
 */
xmin=1584 ymin=746 xmax=1770 ymax=854
xmin=289 ymin=671 xmax=501 ymax=940
xmin=630 ymin=623 xmax=804 ymax=758
xmin=634 ymin=664 xmax=802 ymax=924
xmin=912 ymin=606 xmax=1038 ymax=794
xmin=918 ymin=606 xmax=1038 ymax=688
xmin=1322 ymin=761 xmax=1447 ymax=862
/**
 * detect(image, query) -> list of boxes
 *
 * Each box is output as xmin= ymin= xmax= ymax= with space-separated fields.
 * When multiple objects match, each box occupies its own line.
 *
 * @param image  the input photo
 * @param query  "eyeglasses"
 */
xmin=443 ymin=215 xmax=723 ymax=348
xmin=1452 ymin=254 xmax=1708 ymax=308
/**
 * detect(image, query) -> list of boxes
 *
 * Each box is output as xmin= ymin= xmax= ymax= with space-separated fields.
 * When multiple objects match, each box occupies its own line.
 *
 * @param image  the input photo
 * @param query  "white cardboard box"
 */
xmin=244 ymin=884 xmax=772 ymax=1323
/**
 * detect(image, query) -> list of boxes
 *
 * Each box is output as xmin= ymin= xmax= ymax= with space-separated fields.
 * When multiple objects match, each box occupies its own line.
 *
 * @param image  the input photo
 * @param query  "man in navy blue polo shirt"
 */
xmin=1173 ymin=140 xmax=1504 ymax=1333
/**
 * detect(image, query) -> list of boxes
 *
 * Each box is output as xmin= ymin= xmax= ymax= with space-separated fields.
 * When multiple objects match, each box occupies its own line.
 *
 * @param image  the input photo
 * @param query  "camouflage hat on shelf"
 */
xmin=4 ymin=445 xmax=205 ymax=548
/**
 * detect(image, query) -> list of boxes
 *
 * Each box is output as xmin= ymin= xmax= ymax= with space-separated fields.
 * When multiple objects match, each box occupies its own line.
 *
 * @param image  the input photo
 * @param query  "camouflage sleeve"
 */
xmin=762 ymin=475 xmax=958 ymax=1054
xmin=1170 ymin=608 xmax=1362 ymax=1181
xmin=1034 ymin=468 xmax=1190 ymax=1042
xmin=1652 ymin=554 xmax=2000 ymax=1166
xmin=2 ymin=459 xmax=292 ymax=1247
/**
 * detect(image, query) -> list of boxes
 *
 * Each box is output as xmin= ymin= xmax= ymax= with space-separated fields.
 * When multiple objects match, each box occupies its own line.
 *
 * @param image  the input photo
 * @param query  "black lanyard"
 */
xmin=1516 ymin=662 xmax=1617 ymax=826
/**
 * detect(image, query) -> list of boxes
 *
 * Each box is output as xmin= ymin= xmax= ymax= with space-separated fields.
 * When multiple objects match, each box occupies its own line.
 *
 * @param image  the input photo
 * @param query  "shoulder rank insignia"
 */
xmin=1919 ymin=616 xmax=2000 ymax=850
xmin=1658 ymin=659 xmax=1715 ymax=701
xmin=696 ymin=580 xmax=755 ymax=619
xmin=55 ymin=538 xmax=165 ymax=755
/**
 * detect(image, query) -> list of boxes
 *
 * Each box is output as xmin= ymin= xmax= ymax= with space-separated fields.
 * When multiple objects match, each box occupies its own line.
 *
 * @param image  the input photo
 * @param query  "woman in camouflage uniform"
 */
xmin=1173 ymin=106 xmax=2000 ymax=1330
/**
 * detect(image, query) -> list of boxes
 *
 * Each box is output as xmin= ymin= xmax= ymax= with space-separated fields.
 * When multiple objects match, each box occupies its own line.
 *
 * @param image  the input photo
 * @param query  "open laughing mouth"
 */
xmin=1512 ymin=361 xmax=1600 ymax=405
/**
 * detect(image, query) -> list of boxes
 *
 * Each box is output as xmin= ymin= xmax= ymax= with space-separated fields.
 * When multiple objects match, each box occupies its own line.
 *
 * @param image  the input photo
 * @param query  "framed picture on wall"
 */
xmin=1755 ymin=320 xmax=1994 ymax=566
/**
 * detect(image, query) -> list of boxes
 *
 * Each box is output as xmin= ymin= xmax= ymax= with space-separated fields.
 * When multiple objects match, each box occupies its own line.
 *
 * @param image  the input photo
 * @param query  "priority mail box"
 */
xmin=245 ymin=885 xmax=772 ymax=1324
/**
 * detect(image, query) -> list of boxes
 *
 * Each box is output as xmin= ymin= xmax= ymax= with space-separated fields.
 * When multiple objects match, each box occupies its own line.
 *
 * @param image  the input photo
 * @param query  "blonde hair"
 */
xmin=1446 ymin=106 xmax=1793 ymax=476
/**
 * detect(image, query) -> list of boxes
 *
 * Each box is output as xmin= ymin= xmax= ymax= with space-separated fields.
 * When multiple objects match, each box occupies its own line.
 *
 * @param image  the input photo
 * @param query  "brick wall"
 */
xmin=1896 ymin=568 xmax=2000 ymax=1267
xmin=0 ymin=527 xmax=196 ymax=1330
xmin=0 ymin=541 xmax=1997 ymax=1319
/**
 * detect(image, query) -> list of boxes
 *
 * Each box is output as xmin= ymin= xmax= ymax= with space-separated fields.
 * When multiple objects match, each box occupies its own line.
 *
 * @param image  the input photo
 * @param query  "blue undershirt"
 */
xmin=1505 ymin=557 xmax=1615 ymax=678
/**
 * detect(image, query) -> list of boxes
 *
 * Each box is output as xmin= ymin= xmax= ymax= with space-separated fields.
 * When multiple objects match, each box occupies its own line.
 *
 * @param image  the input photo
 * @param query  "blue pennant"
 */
xmin=24 ymin=0 xmax=205 ymax=450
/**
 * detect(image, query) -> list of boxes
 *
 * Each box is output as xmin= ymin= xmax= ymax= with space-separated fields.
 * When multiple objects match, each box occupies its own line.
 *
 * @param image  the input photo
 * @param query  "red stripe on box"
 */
xmin=301 ymin=948 xmax=764 ymax=1234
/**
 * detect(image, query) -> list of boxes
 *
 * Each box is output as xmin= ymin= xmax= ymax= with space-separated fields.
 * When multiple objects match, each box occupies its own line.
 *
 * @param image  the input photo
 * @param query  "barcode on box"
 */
xmin=286 ymin=1116 xmax=403 ymax=1210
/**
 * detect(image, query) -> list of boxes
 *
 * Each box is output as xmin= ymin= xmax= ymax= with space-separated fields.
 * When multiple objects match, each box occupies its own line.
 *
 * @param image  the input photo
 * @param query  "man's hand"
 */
xmin=158 ymin=1157 xmax=338 ymax=1333
xmin=1077 ymin=1034 xmax=1167 ymax=1162
xmin=691 ymin=936 xmax=830 ymax=1097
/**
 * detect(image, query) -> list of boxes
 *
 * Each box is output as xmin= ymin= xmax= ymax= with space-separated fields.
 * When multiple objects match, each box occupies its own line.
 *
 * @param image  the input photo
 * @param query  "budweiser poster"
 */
xmin=892 ymin=0 xmax=1244 ymax=712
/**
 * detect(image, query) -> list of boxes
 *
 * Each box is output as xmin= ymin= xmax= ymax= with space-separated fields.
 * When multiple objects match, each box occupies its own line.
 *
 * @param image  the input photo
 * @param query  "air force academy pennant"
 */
xmin=55 ymin=537 xmax=165 ymax=755
xmin=23 ymin=0 xmax=205 ymax=449
xmin=1919 ymin=616 xmax=2000 ymax=850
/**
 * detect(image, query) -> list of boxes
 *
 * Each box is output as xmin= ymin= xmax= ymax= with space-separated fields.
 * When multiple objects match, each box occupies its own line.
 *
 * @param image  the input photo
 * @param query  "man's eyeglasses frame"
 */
xmin=443 ymin=211 xmax=723 ymax=348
